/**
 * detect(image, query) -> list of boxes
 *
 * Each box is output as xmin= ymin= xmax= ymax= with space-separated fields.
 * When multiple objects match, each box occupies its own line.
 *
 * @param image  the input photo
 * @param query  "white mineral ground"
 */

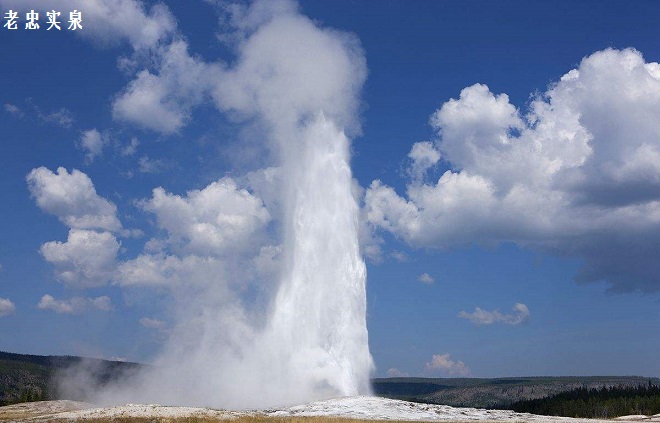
xmin=3 ymin=396 xmax=660 ymax=422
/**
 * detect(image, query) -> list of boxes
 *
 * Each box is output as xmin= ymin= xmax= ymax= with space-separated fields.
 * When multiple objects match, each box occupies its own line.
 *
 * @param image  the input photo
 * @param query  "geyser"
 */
xmin=67 ymin=0 xmax=373 ymax=410
xmin=266 ymin=115 xmax=372 ymax=400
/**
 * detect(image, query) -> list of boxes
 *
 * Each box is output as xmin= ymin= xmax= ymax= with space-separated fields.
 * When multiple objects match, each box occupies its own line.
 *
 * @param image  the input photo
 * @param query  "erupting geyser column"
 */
xmin=220 ymin=7 xmax=375 ymax=405
xmin=268 ymin=114 xmax=373 ymax=400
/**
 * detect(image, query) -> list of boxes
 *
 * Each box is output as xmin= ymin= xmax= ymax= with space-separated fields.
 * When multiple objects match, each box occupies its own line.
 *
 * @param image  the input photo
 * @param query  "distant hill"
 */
xmin=371 ymin=376 xmax=660 ymax=409
xmin=2 ymin=350 xmax=659 ymax=410
xmin=509 ymin=384 xmax=660 ymax=418
xmin=0 ymin=351 xmax=141 ymax=405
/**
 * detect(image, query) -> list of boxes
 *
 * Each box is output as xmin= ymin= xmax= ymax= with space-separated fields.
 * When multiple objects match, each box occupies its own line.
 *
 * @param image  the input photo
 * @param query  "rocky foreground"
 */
xmin=2 ymin=396 xmax=660 ymax=422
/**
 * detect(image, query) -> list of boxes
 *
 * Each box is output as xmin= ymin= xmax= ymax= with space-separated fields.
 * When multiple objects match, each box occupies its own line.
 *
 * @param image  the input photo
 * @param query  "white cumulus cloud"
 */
xmin=112 ymin=40 xmax=217 ymax=134
xmin=459 ymin=303 xmax=530 ymax=326
xmin=79 ymin=129 xmax=105 ymax=163
xmin=40 ymin=229 xmax=120 ymax=288
xmin=365 ymin=48 xmax=660 ymax=293
xmin=418 ymin=273 xmax=434 ymax=284
xmin=39 ymin=107 xmax=75 ymax=128
xmin=0 ymin=298 xmax=16 ymax=316
xmin=386 ymin=367 xmax=409 ymax=377
xmin=37 ymin=294 xmax=112 ymax=314
xmin=408 ymin=141 xmax=441 ymax=182
xmin=424 ymin=353 xmax=470 ymax=376
xmin=121 ymin=137 xmax=139 ymax=156
xmin=27 ymin=167 xmax=122 ymax=232
xmin=116 ymin=254 xmax=221 ymax=287
xmin=138 ymin=155 xmax=169 ymax=174
xmin=139 ymin=178 xmax=270 ymax=257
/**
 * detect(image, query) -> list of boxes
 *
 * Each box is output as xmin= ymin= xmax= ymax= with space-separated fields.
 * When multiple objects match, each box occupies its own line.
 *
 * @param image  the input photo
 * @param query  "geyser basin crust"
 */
xmin=5 ymin=397 xmax=657 ymax=422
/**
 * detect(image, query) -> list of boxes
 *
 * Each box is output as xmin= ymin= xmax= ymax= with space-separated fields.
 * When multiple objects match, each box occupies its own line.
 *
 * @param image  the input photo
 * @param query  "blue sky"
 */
xmin=1 ymin=0 xmax=660 ymax=380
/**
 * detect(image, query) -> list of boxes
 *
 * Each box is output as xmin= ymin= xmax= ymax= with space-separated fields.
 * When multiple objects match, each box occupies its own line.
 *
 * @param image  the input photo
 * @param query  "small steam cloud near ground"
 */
xmin=57 ymin=0 xmax=373 ymax=410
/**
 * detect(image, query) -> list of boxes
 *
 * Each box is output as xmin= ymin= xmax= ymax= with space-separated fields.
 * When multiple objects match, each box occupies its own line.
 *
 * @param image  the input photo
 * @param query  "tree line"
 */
xmin=509 ymin=381 xmax=660 ymax=418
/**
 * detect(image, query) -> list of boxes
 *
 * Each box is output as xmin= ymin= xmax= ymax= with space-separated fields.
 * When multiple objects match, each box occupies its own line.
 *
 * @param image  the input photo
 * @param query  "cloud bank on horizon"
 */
xmin=425 ymin=353 xmax=470 ymax=377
